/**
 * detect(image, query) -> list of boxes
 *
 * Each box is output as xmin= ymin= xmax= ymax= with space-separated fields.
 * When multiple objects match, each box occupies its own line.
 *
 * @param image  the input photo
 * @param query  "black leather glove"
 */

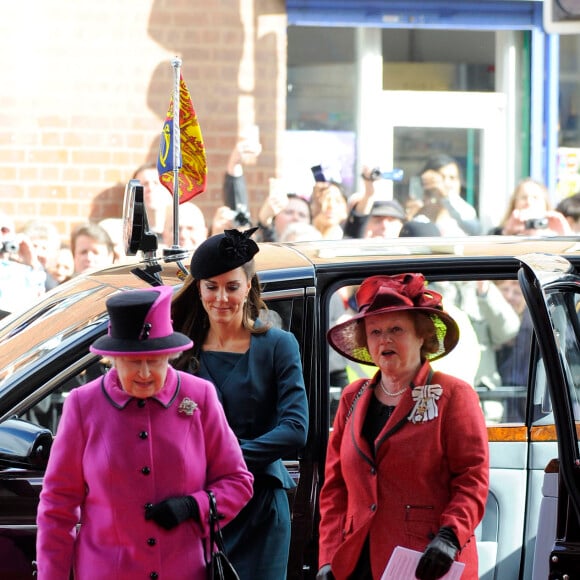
xmin=145 ymin=496 xmax=199 ymax=530
xmin=415 ymin=526 xmax=460 ymax=580
xmin=315 ymin=564 xmax=334 ymax=580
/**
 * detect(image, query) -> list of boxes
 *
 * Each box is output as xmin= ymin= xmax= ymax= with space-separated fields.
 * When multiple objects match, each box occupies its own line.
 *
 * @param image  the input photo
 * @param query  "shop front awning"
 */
xmin=286 ymin=0 xmax=543 ymax=30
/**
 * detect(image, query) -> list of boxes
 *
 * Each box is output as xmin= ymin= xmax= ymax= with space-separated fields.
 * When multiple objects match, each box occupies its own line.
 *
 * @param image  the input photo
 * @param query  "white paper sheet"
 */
xmin=381 ymin=546 xmax=465 ymax=580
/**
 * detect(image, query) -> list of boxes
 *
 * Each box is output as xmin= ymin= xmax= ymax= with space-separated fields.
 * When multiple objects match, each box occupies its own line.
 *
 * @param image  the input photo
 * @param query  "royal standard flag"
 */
xmin=157 ymin=75 xmax=207 ymax=203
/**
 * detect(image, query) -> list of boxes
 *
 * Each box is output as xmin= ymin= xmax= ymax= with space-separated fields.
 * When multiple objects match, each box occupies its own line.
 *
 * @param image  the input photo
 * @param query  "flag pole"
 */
xmin=170 ymin=56 xmax=182 ymax=248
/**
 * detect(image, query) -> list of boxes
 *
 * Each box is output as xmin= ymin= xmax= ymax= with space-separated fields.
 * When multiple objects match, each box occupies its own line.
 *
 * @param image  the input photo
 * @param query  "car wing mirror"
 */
xmin=122 ymin=179 xmax=159 ymax=257
xmin=122 ymin=179 xmax=163 ymax=286
xmin=0 ymin=418 xmax=53 ymax=470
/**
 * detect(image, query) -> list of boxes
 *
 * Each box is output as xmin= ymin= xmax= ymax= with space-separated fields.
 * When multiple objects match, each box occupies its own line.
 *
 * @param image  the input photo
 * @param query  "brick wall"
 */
xmin=0 ymin=0 xmax=287 ymax=244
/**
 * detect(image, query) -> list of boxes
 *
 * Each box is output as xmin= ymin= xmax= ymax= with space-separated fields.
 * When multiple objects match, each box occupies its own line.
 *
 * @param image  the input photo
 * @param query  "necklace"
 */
xmin=379 ymin=378 xmax=407 ymax=397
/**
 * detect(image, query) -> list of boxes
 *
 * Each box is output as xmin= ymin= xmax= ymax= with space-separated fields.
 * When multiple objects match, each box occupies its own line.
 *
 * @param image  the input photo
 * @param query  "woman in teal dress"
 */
xmin=171 ymin=227 xmax=309 ymax=580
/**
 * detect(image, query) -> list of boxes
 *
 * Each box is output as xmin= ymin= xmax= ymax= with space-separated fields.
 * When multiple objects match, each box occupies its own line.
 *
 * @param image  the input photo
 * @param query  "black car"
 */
xmin=1 ymin=232 xmax=580 ymax=579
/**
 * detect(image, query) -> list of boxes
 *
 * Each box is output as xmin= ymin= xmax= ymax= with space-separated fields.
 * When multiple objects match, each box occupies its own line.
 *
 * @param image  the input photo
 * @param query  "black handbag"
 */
xmin=206 ymin=491 xmax=240 ymax=580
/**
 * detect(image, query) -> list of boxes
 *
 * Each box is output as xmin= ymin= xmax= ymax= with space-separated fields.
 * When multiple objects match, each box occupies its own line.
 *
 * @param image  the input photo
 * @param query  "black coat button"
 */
xmin=150 ymin=573 xmax=159 ymax=579
xmin=370 ymin=467 xmax=376 ymax=475
xmin=139 ymin=431 xmax=148 ymax=439
xmin=141 ymin=466 xmax=151 ymax=475
xmin=144 ymin=503 xmax=153 ymax=510
xmin=370 ymin=503 xmax=377 ymax=512
xmin=138 ymin=399 xmax=146 ymax=408
xmin=147 ymin=537 xmax=156 ymax=546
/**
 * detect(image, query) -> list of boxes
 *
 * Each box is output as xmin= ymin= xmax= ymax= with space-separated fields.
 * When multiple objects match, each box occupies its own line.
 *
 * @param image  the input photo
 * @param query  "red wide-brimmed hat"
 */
xmin=327 ymin=273 xmax=459 ymax=365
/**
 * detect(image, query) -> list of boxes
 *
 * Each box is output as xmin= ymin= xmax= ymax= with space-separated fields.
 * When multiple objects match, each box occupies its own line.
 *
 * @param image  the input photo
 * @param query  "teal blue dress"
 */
xmin=195 ymin=324 xmax=309 ymax=580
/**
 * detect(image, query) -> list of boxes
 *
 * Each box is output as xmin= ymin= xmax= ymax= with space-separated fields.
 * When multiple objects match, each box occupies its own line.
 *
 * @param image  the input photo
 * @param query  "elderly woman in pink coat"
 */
xmin=36 ymin=285 xmax=253 ymax=579
xmin=317 ymin=274 xmax=489 ymax=580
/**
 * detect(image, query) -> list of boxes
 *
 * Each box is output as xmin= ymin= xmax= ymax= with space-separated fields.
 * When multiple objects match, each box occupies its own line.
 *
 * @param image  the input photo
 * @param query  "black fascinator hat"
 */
xmin=190 ymin=227 xmax=259 ymax=279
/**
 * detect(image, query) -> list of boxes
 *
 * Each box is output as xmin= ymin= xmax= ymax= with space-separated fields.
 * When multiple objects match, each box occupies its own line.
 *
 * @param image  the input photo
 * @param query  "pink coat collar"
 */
xmin=102 ymin=366 xmax=180 ymax=409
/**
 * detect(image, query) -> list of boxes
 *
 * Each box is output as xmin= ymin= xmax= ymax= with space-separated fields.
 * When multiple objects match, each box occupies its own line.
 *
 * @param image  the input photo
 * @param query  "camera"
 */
xmin=524 ymin=217 xmax=549 ymax=230
xmin=225 ymin=208 xmax=252 ymax=228
xmin=0 ymin=240 xmax=18 ymax=254
xmin=233 ymin=210 xmax=251 ymax=228
xmin=363 ymin=167 xmax=404 ymax=182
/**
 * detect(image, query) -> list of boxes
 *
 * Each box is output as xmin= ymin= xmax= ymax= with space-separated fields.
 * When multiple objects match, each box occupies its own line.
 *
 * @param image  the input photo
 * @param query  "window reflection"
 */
xmin=547 ymin=291 xmax=580 ymax=428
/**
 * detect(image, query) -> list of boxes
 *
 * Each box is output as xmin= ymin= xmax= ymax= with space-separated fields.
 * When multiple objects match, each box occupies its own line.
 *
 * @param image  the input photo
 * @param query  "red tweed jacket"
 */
xmin=318 ymin=362 xmax=489 ymax=580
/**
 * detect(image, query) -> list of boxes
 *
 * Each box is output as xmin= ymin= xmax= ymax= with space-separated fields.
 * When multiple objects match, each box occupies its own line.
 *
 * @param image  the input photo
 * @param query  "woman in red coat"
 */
xmin=317 ymin=273 xmax=489 ymax=580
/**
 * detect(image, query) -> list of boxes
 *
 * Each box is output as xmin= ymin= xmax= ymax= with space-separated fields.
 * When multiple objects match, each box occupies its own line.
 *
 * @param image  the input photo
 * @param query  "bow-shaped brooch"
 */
xmin=178 ymin=397 xmax=198 ymax=416
xmin=408 ymin=384 xmax=443 ymax=424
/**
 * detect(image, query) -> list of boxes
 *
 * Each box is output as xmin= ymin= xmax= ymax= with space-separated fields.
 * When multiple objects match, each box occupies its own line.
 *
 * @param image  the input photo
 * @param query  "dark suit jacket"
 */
xmin=199 ymin=325 xmax=308 ymax=489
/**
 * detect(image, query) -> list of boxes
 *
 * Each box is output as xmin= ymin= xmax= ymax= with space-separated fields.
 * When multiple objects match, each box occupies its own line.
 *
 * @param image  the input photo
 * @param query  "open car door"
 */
xmin=518 ymin=253 xmax=580 ymax=578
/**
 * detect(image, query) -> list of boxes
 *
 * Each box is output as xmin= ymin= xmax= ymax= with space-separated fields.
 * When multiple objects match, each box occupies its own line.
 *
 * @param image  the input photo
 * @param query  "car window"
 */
xmin=23 ymin=359 xmax=110 ymax=433
xmin=530 ymin=356 xmax=552 ymax=425
xmin=327 ymin=278 xmax=532 ymax=428
xmin=545 ymin=288 xmax=580 ymax=450
xmin=20 ymin=296 xmax=299 ymax=437
xmin=527 ymin=288 xmax=580 ymax=431
xmin=262 ymin=291 xmax=309 ymax=361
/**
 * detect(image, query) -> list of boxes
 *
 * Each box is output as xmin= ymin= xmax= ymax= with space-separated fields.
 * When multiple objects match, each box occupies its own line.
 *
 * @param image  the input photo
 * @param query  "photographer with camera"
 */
xmin=256 ymin=180 xmax=312 ymax=242
xmin=414 ymin=154 xmax=481 ymax=237
xmin=218 ymin=131 xmax=260 ymax=236
xmin=490 ymin=177 xmax=571 ymax=236
xmin=309 ymin=167 xmax=348 ymax=240
xmin=344 ymin=165 xmax=407 ymax=239
xmin=209 ymin=205 xmax=255 ymax=236
xmin=0 ymin=212 xmax=47 ymax=318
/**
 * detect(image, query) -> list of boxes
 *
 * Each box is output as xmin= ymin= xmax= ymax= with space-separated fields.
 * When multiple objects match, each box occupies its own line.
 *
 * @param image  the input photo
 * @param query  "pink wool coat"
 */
xmin=318 ymin=362 xmax=489 ymax=580
xmin=36 ymin=366 xmax=253 ymax=580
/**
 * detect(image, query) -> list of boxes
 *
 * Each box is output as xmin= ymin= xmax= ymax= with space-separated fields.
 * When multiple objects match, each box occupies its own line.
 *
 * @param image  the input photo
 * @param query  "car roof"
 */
xmin=267 ymin=235 xmax=580 ymax=266
xmin=1 ymin=235 xmax=579 ymax=389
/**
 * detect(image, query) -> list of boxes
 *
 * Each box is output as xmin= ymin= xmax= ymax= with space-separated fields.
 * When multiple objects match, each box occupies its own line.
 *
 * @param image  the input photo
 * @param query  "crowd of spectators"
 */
xmin=2 ymin=133 xmax=580 ymax=331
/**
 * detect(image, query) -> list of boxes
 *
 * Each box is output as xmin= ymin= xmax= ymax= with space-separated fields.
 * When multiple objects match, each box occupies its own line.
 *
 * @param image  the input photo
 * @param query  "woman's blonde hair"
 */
xmin=500 ymin=178 xmax=551 ymax=227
